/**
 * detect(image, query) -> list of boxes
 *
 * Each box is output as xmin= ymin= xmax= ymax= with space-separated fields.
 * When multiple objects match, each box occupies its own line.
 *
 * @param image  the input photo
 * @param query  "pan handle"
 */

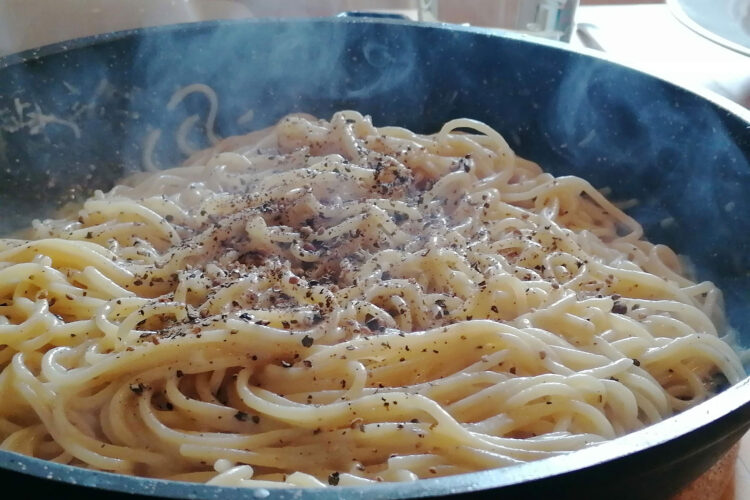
xmin=336 ymin=11 xmax=411 ymax=21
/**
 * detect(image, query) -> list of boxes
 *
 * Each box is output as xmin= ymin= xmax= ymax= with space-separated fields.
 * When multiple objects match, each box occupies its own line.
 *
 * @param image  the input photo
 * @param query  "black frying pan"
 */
xmin=0 ymin=17 xmax=749 ymax=500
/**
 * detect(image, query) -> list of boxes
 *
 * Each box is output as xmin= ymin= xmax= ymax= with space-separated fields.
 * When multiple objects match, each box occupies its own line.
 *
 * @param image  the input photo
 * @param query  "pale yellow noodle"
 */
xmin=0 ymin=110 xmax=744 ymax=489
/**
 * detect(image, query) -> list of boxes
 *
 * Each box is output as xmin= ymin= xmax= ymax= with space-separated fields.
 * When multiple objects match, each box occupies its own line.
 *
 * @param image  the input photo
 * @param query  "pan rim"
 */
xmin=0 ymin=16 xmax=748 ymax=122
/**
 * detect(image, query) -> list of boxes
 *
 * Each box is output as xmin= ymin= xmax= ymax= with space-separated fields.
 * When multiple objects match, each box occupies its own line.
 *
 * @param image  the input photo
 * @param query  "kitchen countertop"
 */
xmin=680 ymin=431 xmax=750 ymax=499
xmin=572 ymin=3 xmax=749 ymax=108
xmin=736 ymin=432 xmax=750 ymax=499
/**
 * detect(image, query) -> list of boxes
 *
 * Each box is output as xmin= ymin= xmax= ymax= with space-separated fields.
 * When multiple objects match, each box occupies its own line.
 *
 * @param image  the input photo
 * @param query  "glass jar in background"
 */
xmin=419 ymin=0 xmax=580 ymax=42
xmin=208 ymin=1 xmax=581 ymax=42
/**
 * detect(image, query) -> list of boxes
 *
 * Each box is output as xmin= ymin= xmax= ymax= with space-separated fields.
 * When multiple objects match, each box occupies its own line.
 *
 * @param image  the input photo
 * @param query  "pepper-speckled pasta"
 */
xmin=0 ymin=110 xmax=744 ymax=488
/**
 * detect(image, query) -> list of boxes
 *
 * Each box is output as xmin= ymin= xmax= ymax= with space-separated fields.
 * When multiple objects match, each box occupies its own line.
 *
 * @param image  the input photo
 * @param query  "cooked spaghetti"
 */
xmin=0 ymin=111 xmax=744 ymax=487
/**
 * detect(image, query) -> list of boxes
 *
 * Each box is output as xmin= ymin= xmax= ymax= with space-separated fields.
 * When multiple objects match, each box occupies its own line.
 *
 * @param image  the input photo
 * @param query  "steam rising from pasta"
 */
xmin=0 ymin=111 xmax=744 ymax=487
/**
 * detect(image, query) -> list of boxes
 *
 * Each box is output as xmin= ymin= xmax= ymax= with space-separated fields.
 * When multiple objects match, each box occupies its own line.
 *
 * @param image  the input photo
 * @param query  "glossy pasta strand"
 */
xmin=0 ymin=110 xmax=744 ymax=487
